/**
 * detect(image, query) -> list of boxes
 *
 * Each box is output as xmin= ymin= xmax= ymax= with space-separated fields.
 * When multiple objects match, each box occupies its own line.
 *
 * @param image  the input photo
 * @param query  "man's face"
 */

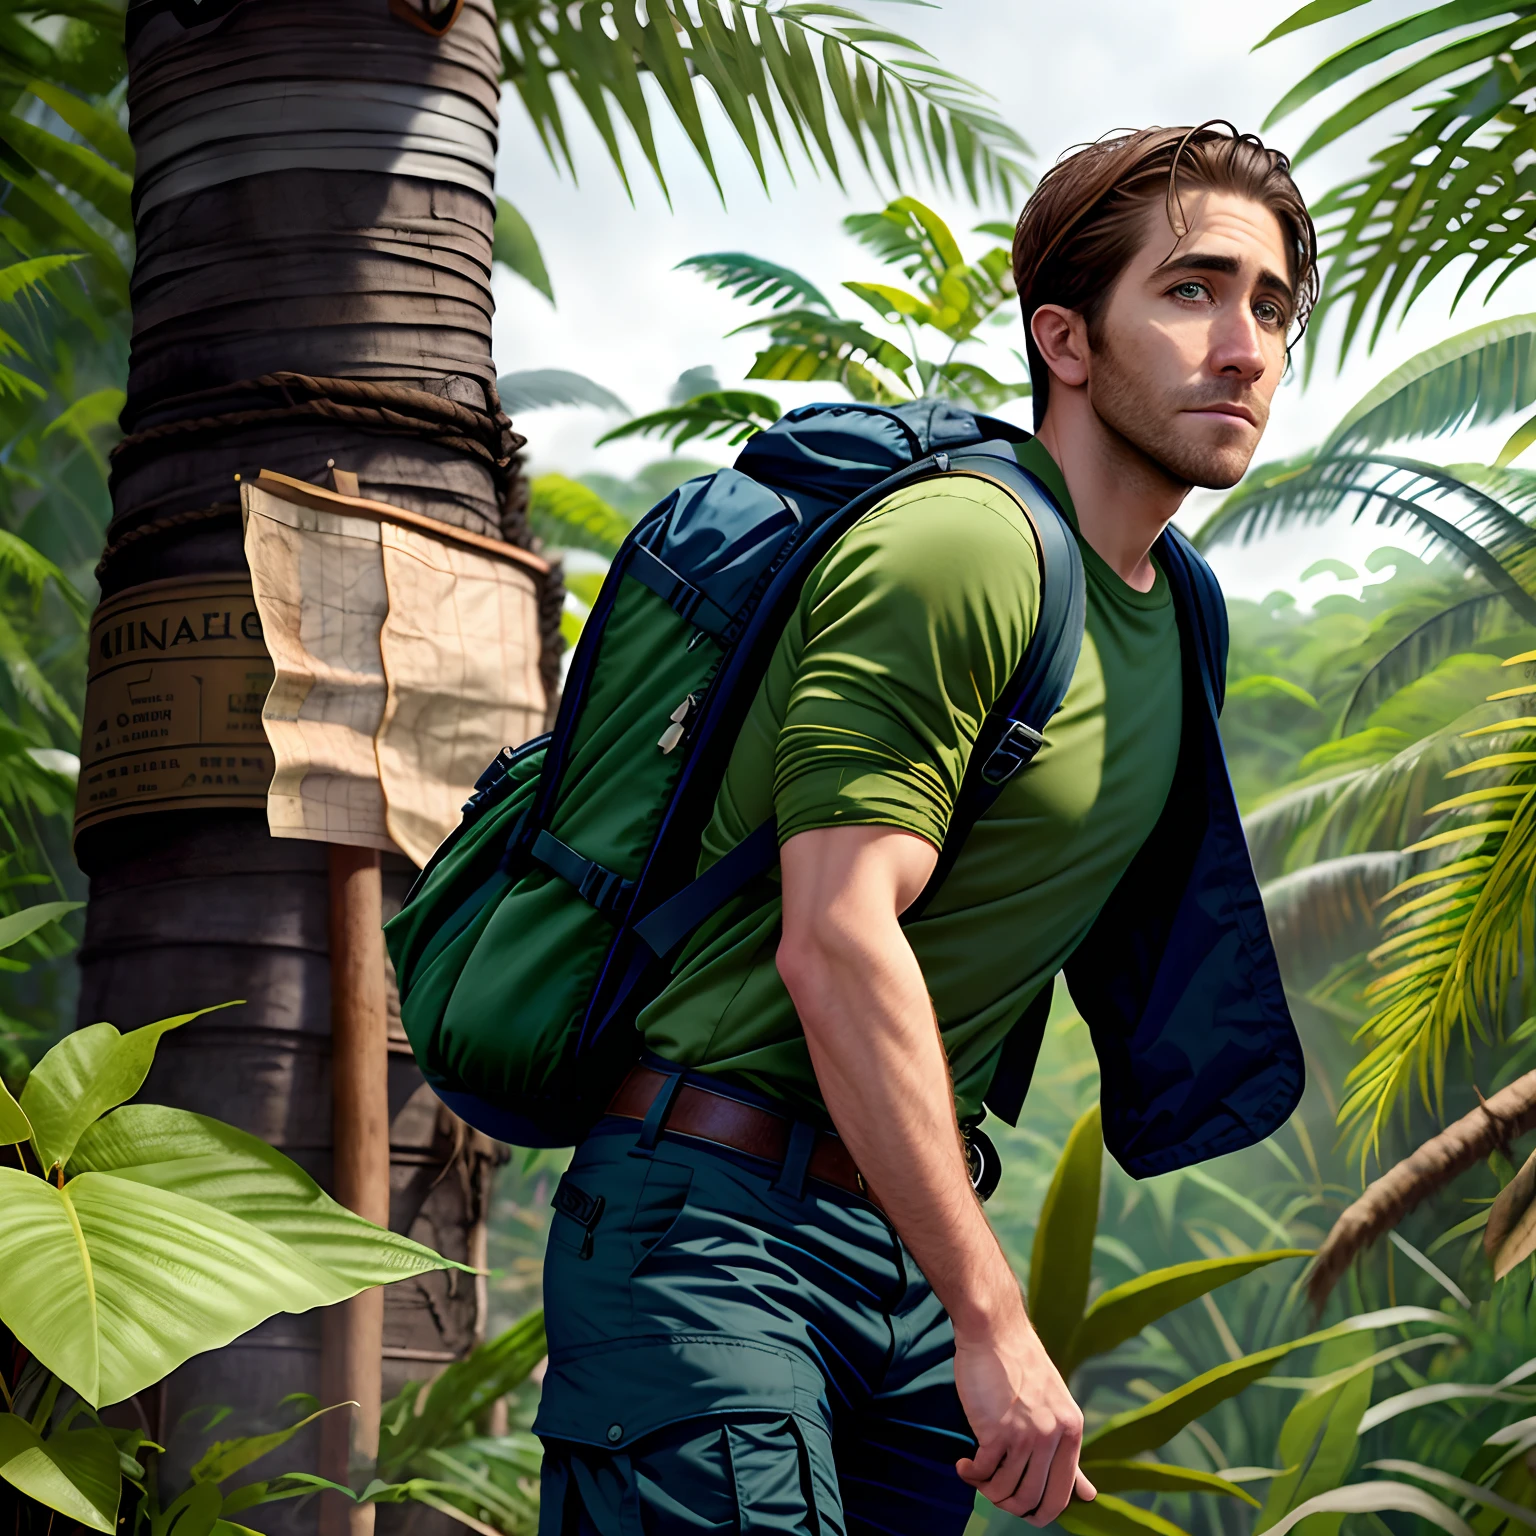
xmin=1085 ymin=189 xmax=1294 ymax=490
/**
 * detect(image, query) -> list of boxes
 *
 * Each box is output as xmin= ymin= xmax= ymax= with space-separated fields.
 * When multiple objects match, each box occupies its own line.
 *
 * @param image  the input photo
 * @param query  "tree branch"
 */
xmin=1307 ymin=1068 xmax=1536 ymax=1311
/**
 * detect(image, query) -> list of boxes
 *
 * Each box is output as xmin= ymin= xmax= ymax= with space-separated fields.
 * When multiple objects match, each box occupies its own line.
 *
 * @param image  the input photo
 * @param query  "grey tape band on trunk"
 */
xmin=133 ymin=81 xmax=497 ymax=213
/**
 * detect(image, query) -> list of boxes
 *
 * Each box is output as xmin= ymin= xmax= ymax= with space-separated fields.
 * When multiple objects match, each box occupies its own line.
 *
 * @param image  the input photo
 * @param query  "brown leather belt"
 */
xmin=605 ymin=1065 xmax=883 ymax=1213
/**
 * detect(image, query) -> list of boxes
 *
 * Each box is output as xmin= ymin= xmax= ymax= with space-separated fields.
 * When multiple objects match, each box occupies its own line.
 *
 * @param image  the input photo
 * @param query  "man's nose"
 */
xmin=1210 ymin=301 xmax=1267 ymax=381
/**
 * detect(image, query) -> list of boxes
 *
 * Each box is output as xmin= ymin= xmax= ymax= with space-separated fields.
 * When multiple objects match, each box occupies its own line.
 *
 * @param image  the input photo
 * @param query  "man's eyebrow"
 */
xmin=1150 ymin=251 xmax=1295 ymax=306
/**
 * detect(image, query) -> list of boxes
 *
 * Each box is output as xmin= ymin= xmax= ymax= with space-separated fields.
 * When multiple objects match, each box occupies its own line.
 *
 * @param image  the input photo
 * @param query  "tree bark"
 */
xmin=1307 ymin=1069 xmax=1536 ymax=1310
xmin=75 ymin=3 xmax=531 ymax=1528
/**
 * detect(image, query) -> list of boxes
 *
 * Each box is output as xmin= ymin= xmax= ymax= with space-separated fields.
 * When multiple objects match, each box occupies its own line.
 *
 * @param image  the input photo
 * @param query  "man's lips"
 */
xmin=1185 ymin=402 xmax=1258 ymax=428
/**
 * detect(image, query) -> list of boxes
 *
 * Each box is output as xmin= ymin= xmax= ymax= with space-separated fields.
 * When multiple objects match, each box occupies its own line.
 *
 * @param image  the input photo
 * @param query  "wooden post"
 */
xmin=320 ymin=844 xmax=389 ymax=1536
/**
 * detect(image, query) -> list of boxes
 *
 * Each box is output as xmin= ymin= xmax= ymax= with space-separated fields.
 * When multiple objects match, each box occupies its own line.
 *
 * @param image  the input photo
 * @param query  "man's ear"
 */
xmin=1030 ymin=304 xmax=1091 ymax=391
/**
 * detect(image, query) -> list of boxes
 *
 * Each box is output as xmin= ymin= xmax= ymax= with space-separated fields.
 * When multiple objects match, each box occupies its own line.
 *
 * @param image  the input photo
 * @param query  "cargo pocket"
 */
xmin=628 ymin=1158 xmax=693 ymax=1273
xmin=726 ymin=1416 xmax=827 ymax=1534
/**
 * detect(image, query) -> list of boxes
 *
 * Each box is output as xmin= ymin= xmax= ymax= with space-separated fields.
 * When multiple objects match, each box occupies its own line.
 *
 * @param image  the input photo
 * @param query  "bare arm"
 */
xmin=777 ymin=824 xmax=1095 ymax=1525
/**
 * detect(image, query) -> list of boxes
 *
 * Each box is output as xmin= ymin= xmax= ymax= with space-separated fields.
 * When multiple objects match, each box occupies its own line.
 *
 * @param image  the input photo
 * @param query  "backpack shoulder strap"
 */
xmin=633 ymin=444 xmax=1084 ymax=957
xmin=902 ymin=447 xmax=1085 ymax=922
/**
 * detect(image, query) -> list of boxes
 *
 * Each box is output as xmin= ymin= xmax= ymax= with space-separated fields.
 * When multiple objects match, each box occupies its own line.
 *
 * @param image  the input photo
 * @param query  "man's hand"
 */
xmin=777 ymin=824 xmax=1095 ymax=1525
xmin=954 ymin=1312 xmax=1097 ymax=1524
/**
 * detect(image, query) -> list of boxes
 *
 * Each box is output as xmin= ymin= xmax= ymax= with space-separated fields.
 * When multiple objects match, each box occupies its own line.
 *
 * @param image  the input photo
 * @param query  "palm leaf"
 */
xmin=676 ymin=252 xmax=833 ymax=313
xmin=1340 ymin=593 xmax=1528 ymax=734
xmin=924 ymin=358 xmax=1030 ymax=410
xmin=1261 ymin=851 xmax=1406 ymax=985
xmin=597 ymin=390 xmax=782 ymax=450
xmin=1323 ymin=315 xmax=1536 ymax=454
xmin=526 ymin=475 xmax=632 ymax=557
xmin=493 ymin=1 xmax=1031 ymax=204
xmin=1196 ymin=454 xmax=1536 ymax=624
xmin=0 ymin=113 xmax=130 ymax=232
xmin=496 ymin=370 xmax=628 ymax=414
xmin=733 ymin=308 xmax=915 ymax=397
xmin=492 ymin=197 xmax=554 ymax=304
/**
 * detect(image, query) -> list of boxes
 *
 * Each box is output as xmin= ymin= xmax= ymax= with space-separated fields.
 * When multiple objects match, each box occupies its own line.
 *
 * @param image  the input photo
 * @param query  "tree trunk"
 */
xmin=1307 ymin=1068 xmax=1536 ymax=1310
xmin=74 ymin=2 xmax=547 ymax=1526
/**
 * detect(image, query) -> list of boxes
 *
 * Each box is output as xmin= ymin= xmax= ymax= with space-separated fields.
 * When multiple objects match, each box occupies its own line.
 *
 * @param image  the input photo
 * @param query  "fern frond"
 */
xmin=677 ymin=252 xmax=833 ymax=313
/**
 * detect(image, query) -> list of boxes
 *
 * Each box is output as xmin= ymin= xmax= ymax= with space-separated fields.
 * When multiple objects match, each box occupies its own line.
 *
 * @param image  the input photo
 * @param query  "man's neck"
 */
xmin=1035 ymin=407 xmax=1188 ymax=593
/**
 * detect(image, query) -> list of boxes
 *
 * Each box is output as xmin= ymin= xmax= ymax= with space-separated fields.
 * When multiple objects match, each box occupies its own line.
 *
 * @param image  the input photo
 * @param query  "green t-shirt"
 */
xmin=636 ymin=438 xmax=1184 ymax=1121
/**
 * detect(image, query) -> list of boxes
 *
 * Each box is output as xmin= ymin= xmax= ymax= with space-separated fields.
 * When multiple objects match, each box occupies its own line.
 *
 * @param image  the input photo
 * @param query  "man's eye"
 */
xmin=1173 ymin=281 xmax=1207 ymax=301
xmin=1254 ymin=300 xmax=1285 ymax=326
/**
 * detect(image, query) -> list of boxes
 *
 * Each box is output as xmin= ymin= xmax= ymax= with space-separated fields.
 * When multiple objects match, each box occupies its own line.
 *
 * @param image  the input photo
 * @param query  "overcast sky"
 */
xmin=487 ymin=0 xmax=1525 ymax=603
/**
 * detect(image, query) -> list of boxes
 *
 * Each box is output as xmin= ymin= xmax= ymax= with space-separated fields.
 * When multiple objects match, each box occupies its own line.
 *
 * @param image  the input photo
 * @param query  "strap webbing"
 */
xmin=626 ymin=544 xmax=733 ymax=637
xmin=633 ymin=817 xmax=778 ymax=958
xmin=532 ymin=830 xmax=635 ymax=920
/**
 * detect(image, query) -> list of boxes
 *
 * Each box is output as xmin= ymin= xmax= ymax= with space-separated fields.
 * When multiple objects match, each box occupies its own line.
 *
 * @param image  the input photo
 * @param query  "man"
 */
xmin=534 ymin=124 xmax=1314 ymax=1534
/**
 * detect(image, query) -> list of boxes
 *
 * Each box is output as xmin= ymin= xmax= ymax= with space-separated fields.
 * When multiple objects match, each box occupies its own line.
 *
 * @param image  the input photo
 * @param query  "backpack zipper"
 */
xmin=658 ymin=693 xmax=697 ymax=753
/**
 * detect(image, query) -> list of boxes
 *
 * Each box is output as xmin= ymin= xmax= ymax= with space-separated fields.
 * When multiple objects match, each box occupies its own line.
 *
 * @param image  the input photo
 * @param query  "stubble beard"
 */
xmin=1087 ymin=334 xmax=1266 ymax=493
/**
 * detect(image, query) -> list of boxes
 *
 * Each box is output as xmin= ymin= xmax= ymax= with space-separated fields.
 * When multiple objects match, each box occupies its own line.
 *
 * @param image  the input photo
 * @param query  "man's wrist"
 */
xmin=946 ymin=1256 xmax=1029 ymax=1344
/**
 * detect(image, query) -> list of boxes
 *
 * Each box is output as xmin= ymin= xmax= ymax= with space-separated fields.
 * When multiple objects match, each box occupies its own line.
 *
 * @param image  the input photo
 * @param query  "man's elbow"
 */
xmin=776 ymin=918 xmax=848 ymax=1013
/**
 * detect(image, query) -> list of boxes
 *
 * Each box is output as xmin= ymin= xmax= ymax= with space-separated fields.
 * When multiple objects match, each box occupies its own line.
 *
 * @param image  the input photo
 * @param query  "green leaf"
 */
xmin=0 ymin=252 xmax=81 ymax=306
xmin=1367 ymin=1458 xmax=1536 ymax=1530
xmin=0 ymin=114 xmax=130 ymax=230
xmin=1256 ymin=1331 xmax=1375 ymax=1533
xmin=0 ymin=1413 xmax=119 ymax=1532
xmin=0 ymin=1103 xmax=458 ymax=1406
xmin=1067 ymin=1250 xmax=1310 ymax=1373
xmin=492 ymin=197 xmax=553 ymax=304
xmin=1056 ymin=1492 xmax=1192 ymax=1536
xmin=42 ymin=386 xmax=123 ymax=443
xmin=1323 ymin=315 xmax=1536 ymax=454
xmin=66 ymin=1103 xmax=470 ymax=1292
xmin=1081 ymin=1460 xmax=1260 ymax=1506
xmin=23 ymin=79 xmax=132 ymax=170
xmin=1082 ymin=1309 xmax=1444 ymax=1461
xmin=20 ymin=1005 xmax=233 ymax=1173
xmin=598 ymin=391 xmax=782 ymax=452
xmin=677 ymin=251 xmax=833 ymax=313
xmin=0 ymin=1074 xmax=30 ymax=1146
xmin=1255 ymin=0 xmax=1374 ymax=48
xmin=189 ymin=1402 xmax=349 ymax=1487
xmin=1027 ymin=1103 xmax=1101 ymax=1369
xmin=0 ymin=899 xmax=80 ymax=954
xmin=527 ymin=474 xmax=633 ymax=558
xmin=377 ymin=1311 xmax=547 ymax=1480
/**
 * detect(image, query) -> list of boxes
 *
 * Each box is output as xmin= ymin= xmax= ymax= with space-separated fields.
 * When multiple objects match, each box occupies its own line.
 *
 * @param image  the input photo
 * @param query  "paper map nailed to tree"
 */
xmin=75 ymin=576 xmax=276 ymax=838
xmin=242 ymin=471 xmax=547 ymax=867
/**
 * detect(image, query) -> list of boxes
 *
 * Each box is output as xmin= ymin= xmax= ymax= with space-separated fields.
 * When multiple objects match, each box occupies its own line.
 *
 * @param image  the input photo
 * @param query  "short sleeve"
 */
xmin=773 ymin=477 xmax=1041 ymax=850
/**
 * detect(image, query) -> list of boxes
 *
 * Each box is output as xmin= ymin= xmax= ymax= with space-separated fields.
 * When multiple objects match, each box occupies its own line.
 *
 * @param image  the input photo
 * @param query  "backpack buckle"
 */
xmin=981 ymin=720 xmax=1045 ymax=786
xmin=579 ymin=863 xmax=632 ymax=918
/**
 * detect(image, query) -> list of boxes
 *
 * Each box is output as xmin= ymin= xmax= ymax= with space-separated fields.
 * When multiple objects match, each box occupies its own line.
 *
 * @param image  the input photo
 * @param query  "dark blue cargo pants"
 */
xmin=533 ymin=1076 xmax=979 ymax=1535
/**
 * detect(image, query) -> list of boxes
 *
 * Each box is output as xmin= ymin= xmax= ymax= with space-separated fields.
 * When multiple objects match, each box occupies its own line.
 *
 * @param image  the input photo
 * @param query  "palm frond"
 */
xmin=1197 ymin=453 xmax=1536 ymax=624
xmin=527 ymin=474 xmax=633 ymax=557
xmin=596 ymin=390 xmax=782 ymax=450
xmin=1323 ymin=315 xmax=1536 ymax=454
xmin=496 ymin=369 xmax=629 ymax=414
xmin=733 ymin=308 xmax=914 ymax=398
xmin=677 ymin=252 xmax=833 ymax=313
xmin=1261 ymin=4 xmax=1536 ymax=360
xmin=1244 ymin=768 xmax=1371 ymax=881
xmin=0 ymin=111 xmax=131 ymax=231
xmin=494 ymin=0 xmax=1032 ymax=205
xmin=844 ymin=195 xmax=965 ymax=284
xmin=922 ymin=358 xmax=1029 ymax=410
xmin=492 ymin=196 xmax=554 ymax=303
xmin=1340 ymin=594 xmax=1530 ymax=735
xmin=1262 ymin=851 xmax=1406 ymax=987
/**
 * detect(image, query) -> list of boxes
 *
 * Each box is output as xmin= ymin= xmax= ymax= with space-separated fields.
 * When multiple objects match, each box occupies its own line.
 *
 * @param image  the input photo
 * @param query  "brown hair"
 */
xmin=1012 ymin=123 xmax=1318 ymax=427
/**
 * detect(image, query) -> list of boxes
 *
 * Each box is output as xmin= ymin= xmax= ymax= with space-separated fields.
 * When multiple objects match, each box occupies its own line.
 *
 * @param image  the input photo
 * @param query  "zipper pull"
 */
xmin=658 ymin=694 xmax=696 ymax=753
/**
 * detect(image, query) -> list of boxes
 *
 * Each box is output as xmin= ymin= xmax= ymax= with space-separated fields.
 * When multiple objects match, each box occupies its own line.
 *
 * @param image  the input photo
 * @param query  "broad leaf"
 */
xmin=0 ymin=1105 xmax=459 ymax=1405
xmin=66 ymin=1104 xmax=470 ymax=1291
xmin=491 ymin=197 xmax=552 ymax=304
xmin=1080 ymin=1460 xmax=1259 ymax=1506
xmin=20 ymin=1005 xmax=232 ymax=1172
xmin=1027 ymin=1104 xmax=1101 ymax=1369
xmin=0 ymin=1412 xmax=119 ymax=1531
xmin=1066 ymin=1250 xmax=1310 ymax=1373
xmin=1366 ymin=1459 xmax=1536 ymax=1532
xmin=1056 ymin=1491 xmax=1191 ymax=1536
xmin=0 ymin=1075 xmax=29 ymax=1145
